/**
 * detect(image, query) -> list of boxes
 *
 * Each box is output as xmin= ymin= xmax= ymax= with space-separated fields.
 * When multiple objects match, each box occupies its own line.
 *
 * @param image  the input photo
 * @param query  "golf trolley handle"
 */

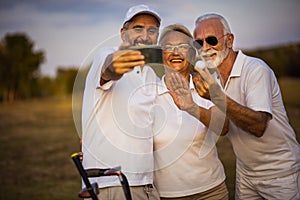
xmin=71 ymin=152 xmax=132 ymax=200
xmin=85 ymin=167 xmax=119 ymax=177
xmin=84 ymin=168 xmax=132 ymax=200
xmin=71 ymin=153 xmax=99 ymax=200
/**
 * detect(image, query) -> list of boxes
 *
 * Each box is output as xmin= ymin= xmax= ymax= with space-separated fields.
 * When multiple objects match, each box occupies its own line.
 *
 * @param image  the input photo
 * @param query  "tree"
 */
xmin=53 ymin=67 xmax=78 ymax=96
xmin=0 ymin=33 xmax=45 ymax=103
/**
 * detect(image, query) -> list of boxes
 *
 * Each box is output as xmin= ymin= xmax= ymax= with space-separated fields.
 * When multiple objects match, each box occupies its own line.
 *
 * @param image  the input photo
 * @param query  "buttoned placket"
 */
xmin=137 ymin=66 xmax=158 ymax=96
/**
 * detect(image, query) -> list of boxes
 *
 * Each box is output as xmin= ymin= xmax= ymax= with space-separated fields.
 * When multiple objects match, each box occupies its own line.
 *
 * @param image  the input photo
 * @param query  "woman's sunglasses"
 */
xmin=193 ymin=34 xmax=228 ymax=49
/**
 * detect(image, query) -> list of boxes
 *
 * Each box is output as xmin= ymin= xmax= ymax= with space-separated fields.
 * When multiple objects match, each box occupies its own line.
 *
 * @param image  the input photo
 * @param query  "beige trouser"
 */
xmin=86 ymin=184 xmax=160 ymax=200
xmin=160 ymin=181 xmax=228 ymax=200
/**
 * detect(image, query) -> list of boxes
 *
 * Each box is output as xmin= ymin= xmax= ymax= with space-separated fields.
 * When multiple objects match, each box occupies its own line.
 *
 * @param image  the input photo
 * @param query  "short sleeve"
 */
xmin=244 ymin=59 xmax=273 ymax=116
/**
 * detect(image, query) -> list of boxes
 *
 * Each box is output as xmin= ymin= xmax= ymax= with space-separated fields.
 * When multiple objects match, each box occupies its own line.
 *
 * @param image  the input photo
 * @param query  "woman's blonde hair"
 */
xmin=159 ymin=23 xmax=193 ymax=46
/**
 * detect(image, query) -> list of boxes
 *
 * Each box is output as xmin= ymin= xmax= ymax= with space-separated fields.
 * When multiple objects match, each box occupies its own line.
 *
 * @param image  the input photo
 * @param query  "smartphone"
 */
xmin=128 ymin=45 xmax=163 ymax=64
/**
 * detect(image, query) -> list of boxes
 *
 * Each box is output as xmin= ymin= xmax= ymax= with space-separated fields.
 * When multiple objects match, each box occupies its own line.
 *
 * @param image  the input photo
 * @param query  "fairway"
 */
xmin=0 ymin=78 xmax=299 ymax=200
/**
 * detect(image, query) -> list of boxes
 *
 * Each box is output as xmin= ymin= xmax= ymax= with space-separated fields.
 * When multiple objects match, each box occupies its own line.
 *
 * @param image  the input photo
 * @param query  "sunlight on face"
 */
xmin=201 ymin=41 xmax=229 ymax=69
xmin=194 ymin=18 xmax=229 ymax=69
xmin=122 ymin=14 xmax=160 ymax=46
xmin=161 ymin=31 xmax=195 ymax=74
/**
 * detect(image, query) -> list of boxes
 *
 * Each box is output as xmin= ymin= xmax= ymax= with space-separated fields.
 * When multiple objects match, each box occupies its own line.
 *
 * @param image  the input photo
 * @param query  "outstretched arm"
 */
xmin=100 ymin=50 xmax=145 ymax=85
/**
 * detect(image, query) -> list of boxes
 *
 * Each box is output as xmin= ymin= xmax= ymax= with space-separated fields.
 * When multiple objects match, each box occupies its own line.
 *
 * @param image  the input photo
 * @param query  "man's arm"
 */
xmin=223 ymin=95 xmax=271 ymax=137
xmin=100 ymin=53 xmax=123 ymax=85
xmin=100 ymin=50 xmax=145 ymax=86
xmin=194 ymin=68 xmax=271 ymax=137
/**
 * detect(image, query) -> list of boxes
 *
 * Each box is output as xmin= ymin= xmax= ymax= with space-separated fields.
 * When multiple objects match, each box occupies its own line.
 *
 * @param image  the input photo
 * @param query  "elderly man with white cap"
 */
xmin=81 ymin=4 xmax=161 ymax=200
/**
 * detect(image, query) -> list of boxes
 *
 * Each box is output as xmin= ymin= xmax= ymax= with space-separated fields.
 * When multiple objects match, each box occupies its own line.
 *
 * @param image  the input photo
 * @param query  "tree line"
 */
xmin=0 ymin=33 xmax=299 ymax=103
xmin=0 ymin=33 xmax=78 ymax=103
xmin=245 ymin=43 xmax=300 ymax=78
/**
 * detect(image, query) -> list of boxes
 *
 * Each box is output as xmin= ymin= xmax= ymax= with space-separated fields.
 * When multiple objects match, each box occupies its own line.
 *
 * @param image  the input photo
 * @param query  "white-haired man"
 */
xmin=193 ymin=13 xmax=300 ymax=200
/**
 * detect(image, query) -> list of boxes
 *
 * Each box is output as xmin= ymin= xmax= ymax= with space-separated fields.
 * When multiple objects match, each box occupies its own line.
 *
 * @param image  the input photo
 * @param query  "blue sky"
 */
xmin=1 ymin=0 xmax=300 ymax=76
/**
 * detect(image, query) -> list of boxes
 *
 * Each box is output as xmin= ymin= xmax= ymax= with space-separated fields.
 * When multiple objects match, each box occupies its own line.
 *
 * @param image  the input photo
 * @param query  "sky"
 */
xmin=1 ymin=0 xmax=300 ymax=77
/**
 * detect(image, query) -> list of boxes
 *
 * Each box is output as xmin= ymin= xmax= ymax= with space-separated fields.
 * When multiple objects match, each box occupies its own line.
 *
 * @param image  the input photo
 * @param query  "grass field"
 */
xmin=0 ymin=97 xmax=80 ymax=200
xmin=0 ymin=78 xmax=299 ymax=200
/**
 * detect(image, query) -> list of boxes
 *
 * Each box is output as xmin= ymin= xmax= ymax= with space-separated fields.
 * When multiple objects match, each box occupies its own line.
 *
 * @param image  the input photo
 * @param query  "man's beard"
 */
xmin=201 ymin=44 xmax=229 ymax=69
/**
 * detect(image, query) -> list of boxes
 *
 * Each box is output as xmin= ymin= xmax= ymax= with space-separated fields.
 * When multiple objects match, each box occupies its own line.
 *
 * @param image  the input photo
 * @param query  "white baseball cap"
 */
xmin=122 ymin=4 xmax=161 ymax=26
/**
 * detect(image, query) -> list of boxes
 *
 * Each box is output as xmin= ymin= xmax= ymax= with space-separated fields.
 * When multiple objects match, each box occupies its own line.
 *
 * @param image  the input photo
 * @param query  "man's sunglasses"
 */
xmin=193 ymin=34 xmax=228 ymax=49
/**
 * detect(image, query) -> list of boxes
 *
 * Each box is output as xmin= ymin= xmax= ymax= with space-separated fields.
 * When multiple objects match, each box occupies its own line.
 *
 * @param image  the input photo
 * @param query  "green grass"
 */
xmin=0 ymin=78 xmax=299 ymax=200
xmin=0 ymin=97 xmax=81 ymax=200
xmin=279 ymin=77 xmax=300 ymax=142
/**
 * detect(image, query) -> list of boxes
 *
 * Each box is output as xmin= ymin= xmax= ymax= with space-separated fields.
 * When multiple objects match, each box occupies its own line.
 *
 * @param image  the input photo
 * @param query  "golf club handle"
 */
xmin=71 ymin=153 xmax=98 ymax=200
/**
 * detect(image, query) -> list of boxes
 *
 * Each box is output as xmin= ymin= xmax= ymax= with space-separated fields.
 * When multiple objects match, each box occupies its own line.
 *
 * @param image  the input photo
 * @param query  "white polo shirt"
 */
xmin=224 ymin=50 xmax=300 ymax=178
xmin=81 ymin=47 xmax=158 ymax=188
xmin=153 ymin=75 xmax=226 ymax=197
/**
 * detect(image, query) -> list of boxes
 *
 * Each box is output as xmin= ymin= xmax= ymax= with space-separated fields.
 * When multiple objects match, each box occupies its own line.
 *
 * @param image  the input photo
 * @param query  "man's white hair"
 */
xmin=195 ymin=13 xmax=231 ymax=34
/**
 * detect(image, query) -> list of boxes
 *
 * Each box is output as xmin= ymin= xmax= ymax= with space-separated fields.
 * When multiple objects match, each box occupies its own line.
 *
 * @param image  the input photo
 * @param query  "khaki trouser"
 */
xmin=160 ymin=181 xmax=228 ymax=200
xmin=86 ymin=184 xmax=160 ymax=200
